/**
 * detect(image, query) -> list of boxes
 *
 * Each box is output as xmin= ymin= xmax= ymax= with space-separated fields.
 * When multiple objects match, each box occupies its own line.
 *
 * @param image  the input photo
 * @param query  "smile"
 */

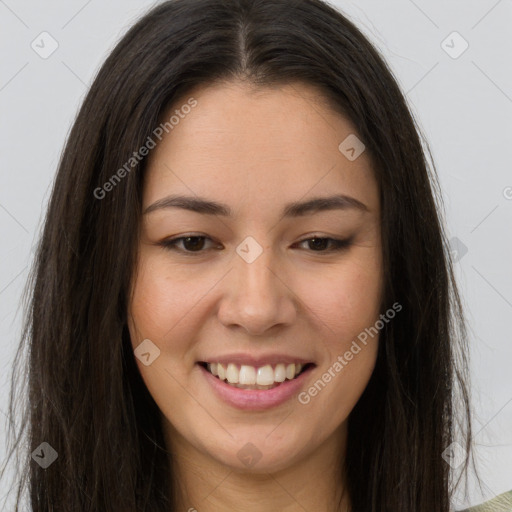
xmin=198 ymin=360 xmax=315 ymax=410
xmin=200 ymin=362 xmax=312 ymax=390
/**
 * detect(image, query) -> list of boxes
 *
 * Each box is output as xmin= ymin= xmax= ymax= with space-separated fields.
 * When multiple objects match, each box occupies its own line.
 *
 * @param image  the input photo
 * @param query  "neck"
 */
xmin=165 ymin=422 xmax=351 ymax=512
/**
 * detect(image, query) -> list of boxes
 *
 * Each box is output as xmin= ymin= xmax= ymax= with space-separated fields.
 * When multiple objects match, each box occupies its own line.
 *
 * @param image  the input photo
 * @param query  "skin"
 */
xmin=127 ymin=80 xmax=383 ymax=512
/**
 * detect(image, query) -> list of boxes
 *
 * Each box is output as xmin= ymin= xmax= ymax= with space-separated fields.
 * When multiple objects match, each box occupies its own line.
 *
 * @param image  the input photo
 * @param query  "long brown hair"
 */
xmin=2 ymin=0 xmax=475 ymax=510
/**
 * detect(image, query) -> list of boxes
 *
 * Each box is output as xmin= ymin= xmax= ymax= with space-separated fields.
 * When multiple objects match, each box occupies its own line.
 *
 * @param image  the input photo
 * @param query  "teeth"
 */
xmin=256 ymin=365 xmax=274 ymax=386
xmin=274 ymin=363 xmax=286 ymax=382
xmin=206 ymin=361 xmax=305 ymax=388
xmin=226 ymin=363 xmax=239 ymax=384
xmin=239 ymin=365 xmax=256 ymax=385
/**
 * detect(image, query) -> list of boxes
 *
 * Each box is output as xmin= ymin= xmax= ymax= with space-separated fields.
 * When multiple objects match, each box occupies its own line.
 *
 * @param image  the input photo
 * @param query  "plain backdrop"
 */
xmin=1 ymin=0 xmax=511 ymax=509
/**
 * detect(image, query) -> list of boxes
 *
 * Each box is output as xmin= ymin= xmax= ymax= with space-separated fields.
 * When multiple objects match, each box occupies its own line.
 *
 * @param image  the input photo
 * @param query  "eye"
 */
xmin=158 ymin=235 xmax=217 ymax=254
xmin=294 ymin=236 xmax=352 ymax=252
xmin=158 ymin=234 xmax=352 ymax=255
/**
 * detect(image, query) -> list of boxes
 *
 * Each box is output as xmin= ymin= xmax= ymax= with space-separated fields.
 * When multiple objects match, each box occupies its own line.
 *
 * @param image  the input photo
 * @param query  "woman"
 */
xmin=3 ymin=0 xmax=507 ymax=510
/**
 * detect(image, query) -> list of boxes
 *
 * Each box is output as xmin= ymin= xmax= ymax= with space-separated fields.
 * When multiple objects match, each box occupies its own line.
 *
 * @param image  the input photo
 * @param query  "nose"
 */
xmin=217 ymin=241 xmax=297 ymax=336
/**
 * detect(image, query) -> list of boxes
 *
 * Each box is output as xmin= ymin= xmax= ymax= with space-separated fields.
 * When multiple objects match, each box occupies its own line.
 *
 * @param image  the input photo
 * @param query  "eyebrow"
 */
xmin=143 ymin=193 xmax=369 ymax=217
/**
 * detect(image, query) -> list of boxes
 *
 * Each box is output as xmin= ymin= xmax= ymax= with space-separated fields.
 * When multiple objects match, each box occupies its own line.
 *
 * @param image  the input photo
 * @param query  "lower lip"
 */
xmin=198 ymin=364 xmax=314 ymax=410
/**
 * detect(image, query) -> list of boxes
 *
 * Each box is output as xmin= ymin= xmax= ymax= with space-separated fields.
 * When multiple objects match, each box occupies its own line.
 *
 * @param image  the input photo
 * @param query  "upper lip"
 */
xmin=198 ymin=353 xmax=315 ymax=367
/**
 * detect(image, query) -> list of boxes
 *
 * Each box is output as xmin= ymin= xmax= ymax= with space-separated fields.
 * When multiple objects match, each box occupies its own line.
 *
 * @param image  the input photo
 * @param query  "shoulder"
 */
xmin=458 ymin=490 xmax=512 ymax=512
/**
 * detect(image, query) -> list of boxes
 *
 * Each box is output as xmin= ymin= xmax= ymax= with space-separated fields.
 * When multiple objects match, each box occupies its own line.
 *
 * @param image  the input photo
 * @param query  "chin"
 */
xmin=203 ymin=431 xmax=308 ymax=474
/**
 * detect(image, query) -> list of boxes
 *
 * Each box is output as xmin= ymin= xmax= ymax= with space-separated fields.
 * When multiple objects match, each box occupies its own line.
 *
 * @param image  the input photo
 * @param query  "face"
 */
xmin=128 ymin=80 xmax=383 ymax=474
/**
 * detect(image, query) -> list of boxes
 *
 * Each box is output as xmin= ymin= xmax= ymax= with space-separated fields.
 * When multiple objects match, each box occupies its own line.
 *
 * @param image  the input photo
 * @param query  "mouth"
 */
xmin=198 ymin=361 xmax=315 ymax=391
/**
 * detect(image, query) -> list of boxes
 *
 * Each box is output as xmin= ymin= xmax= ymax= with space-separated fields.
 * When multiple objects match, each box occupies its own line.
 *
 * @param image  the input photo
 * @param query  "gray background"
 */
xmin=1 ymin=0 xmax=511 ymax=509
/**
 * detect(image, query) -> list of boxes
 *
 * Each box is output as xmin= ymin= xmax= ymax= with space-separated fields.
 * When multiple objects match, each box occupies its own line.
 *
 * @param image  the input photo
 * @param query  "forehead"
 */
xmin=143 ymin=80 xmax=379 ymax=217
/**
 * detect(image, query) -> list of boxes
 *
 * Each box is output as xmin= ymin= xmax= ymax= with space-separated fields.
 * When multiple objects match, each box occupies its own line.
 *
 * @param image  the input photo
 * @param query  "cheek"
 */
xmin=127 ymin=257 xmax=201 ymax=411
xmin=128 ymin=255 xmax=208 ymax=343
xmin=302 ymin=256 xmax=383 ymax=347
xmin=295 ymin=262 xmax=381 ymax=433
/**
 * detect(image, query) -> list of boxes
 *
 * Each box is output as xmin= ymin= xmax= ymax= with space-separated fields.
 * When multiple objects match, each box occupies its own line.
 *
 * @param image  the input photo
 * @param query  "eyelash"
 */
xmin=158 ymin=234 xmax=352 ymax=255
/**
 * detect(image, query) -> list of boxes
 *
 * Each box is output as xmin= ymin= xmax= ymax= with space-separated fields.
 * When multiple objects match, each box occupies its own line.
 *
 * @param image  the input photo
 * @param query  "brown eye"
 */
xmin=159 ymin=235 xmax=216 ymax=254
xmin=296 ymin=237 xmax=352 ymax=252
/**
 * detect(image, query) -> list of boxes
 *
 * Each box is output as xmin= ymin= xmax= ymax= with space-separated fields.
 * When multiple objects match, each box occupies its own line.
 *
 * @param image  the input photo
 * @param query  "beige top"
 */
xmin=458 ymin=490 xmax=512 ymax=512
